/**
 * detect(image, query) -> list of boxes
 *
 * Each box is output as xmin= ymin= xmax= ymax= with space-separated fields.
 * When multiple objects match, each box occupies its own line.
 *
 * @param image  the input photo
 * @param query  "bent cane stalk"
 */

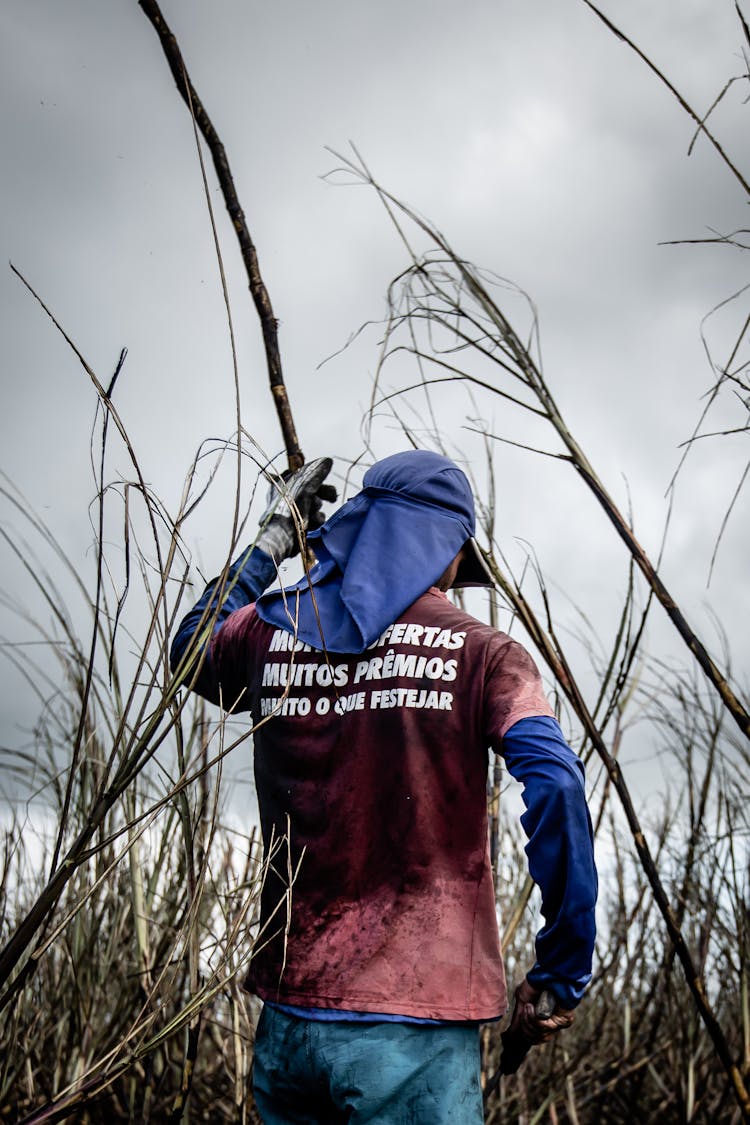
xmin=342 ymin=151 xmax=750 ymax=741
xmin=486 ymin=553 xmax=750 ymax=1121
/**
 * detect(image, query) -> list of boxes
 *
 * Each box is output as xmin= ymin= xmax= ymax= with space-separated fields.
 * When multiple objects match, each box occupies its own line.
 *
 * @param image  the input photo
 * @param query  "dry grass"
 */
xmin=2 ymin=3 xmax=749 ymax=1120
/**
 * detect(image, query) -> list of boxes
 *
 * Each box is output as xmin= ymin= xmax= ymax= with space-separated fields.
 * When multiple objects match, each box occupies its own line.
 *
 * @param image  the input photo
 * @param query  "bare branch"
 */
xmin=138 ymin=0 xmax=304 ymax=471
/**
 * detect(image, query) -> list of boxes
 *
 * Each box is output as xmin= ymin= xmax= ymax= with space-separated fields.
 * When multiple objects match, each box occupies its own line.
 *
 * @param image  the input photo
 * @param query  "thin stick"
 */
xmin=138 ymin=0 xmax=304 ymax=471
xmin=581 ymin=0 xmax=750 ymax=197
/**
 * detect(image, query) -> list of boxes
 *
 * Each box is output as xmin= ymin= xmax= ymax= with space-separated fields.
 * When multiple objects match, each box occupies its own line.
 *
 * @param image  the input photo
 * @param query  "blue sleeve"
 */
xmin=169 ymin=546 xmax=277 ymax=695
xmin=501 ymin=715 xmax=598 ymax=1009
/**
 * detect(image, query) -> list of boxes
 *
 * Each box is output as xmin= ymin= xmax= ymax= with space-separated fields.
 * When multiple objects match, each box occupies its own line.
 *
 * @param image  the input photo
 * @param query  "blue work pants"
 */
xmin=253 ymin=1004 xmax=484 ymax=1124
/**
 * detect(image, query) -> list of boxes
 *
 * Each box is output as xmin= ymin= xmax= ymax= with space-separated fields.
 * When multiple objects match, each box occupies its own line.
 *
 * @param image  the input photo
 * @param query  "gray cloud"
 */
xmin=1 ymin=0 xmax=748 ymax=778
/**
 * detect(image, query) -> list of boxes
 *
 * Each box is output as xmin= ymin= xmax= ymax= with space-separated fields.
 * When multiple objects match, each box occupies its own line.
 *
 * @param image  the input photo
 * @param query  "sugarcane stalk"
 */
xmin=138 ymin=0 xmax=304 ymax=472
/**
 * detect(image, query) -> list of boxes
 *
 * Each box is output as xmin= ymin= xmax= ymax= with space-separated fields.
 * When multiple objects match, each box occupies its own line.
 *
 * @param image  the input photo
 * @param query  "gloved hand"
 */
xmin=256 ymin=457 xmax=337 ymax=562
xmin=499 ymin=978 xmax=574 ymax=1074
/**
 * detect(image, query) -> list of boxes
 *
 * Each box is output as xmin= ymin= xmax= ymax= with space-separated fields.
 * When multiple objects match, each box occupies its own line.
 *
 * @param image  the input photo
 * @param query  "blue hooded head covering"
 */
xmin=255 ymin=450 xmax=491 ymax=653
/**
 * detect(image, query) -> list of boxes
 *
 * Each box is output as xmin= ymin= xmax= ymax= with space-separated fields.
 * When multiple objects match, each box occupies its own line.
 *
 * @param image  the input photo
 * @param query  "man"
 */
xmin=171 ymin=449 xmax=597 ymax=1124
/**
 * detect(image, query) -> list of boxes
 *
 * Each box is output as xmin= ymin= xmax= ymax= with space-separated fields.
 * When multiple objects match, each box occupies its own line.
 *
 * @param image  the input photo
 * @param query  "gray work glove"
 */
xmin=256 ymin=457 xmax=337 ymax=562
xmin=499 ymin=978 xmax=575 ymax=1074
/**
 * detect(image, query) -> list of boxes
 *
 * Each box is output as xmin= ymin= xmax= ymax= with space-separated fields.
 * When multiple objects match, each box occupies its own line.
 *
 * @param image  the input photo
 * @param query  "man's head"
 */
xmin=360 ymin=450 xmax=493 ymax=589
xmin=435 ymin=546 xmax=467 ymax=592
xmin=259 ymin=448 xmax=492 ymax=652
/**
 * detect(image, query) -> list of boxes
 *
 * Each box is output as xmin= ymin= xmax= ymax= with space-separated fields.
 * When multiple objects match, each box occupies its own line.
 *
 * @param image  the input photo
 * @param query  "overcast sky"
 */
xmin=1 ymin=0 xmax=748 ymax=798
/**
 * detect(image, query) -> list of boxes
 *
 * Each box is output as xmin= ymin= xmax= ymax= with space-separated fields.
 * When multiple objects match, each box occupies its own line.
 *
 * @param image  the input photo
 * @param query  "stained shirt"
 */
xmin=171 ymin=547 xmax=597 ymax=1016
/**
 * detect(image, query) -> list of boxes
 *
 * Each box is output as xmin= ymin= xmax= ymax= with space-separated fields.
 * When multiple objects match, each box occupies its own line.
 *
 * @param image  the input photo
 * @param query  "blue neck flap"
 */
xmin=255 ymin=450 xmax=479 ymax=654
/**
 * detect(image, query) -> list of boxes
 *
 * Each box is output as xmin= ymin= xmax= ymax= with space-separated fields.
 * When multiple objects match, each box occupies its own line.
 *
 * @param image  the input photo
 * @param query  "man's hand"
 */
xmin=499 ymin=979 xmax=574 ymax=1075
xmin=257 ymin=457 xmax=337 ymax=562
